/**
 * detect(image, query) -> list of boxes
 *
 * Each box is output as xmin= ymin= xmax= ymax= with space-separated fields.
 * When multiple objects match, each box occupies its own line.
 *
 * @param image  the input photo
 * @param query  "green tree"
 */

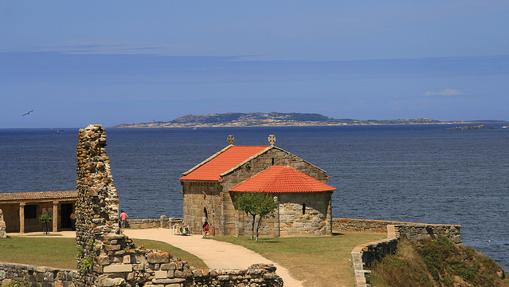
xmin=234 ymin=193 xmax=278 ymax=241
xmin=235 ymin=193 xmax=257 ymax=239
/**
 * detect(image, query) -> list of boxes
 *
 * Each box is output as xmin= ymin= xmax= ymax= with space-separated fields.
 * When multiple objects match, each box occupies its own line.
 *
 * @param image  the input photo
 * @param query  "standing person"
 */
xmin=202 ymin=221 xmax=210 ymax=238
xmin=120 ymin=210 xmax=128 ymax=228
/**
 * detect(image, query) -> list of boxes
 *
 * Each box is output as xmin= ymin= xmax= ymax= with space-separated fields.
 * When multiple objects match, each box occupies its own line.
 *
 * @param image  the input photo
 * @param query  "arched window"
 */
xmin=271 ymin=158 xmax=275 ymax=165
xmin=302 ymin=203 xmax=306 ymax=215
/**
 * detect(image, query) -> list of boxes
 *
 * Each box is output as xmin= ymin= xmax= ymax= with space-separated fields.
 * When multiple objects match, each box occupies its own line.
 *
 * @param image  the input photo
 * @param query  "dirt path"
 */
xmin=32 ymin=229 xmax=302 ymax=287
xmin=124 ymin=229 xmax=303 ymax=287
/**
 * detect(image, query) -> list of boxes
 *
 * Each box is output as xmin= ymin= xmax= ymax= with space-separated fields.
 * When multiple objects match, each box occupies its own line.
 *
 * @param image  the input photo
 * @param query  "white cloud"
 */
xmin=425 ymin=88 xmax=463 ymax=97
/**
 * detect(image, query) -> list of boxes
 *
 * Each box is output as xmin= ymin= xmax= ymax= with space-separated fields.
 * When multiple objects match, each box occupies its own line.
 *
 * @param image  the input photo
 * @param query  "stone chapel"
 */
xmin=180 ymin=135 xmax=335 ymax=237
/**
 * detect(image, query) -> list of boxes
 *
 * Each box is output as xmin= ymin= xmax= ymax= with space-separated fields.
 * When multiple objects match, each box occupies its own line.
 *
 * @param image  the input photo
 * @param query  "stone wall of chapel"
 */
xmin=220 ymin=147 xmax=330 ymax=236
xmin=278 ymin=192 xmax=332 ymax=236
xmin=181 ymin=181 xmax=223 ymax=235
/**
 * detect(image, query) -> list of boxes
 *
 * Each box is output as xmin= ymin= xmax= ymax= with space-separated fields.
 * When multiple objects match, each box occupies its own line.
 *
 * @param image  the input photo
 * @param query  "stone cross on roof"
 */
xmin=227 ymin=134 xmax=235 ymax=145
xmin=268 ymin=134 xmax=276 ymax=146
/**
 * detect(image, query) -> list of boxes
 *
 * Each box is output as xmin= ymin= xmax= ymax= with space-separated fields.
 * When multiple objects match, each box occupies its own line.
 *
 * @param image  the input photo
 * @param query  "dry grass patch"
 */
xmin=0 ymin=236 xmax=207 ymax=270
xmin=214 ymin=232 xmax=386 ymax=287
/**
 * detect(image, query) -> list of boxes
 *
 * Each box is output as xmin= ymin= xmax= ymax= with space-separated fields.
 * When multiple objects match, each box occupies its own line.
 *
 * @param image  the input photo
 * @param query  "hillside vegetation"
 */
xmin=370 ymin=237 xmax=508 ymax=287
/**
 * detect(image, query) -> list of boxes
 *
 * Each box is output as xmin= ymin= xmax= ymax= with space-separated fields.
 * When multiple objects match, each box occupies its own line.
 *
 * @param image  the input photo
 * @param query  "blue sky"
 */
xmin=1 ymin=1 xmax=508 ymax=127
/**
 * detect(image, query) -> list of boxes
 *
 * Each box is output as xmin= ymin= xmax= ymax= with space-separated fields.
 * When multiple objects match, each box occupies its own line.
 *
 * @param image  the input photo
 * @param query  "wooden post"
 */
xmin=19 ymin=202 xmax=25 ymax=234
xmin=52 ymin=201 xmax=59 ymax=232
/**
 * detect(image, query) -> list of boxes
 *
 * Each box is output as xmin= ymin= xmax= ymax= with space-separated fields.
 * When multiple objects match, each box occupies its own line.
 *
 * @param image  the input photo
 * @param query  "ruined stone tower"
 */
xmin=75 ymin=124 xmax=134 ymax=286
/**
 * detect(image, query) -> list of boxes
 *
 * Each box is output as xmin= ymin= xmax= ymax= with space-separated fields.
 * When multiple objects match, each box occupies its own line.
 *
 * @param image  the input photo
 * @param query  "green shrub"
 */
xmin=370 ymin=237 xmax=509 ymax=287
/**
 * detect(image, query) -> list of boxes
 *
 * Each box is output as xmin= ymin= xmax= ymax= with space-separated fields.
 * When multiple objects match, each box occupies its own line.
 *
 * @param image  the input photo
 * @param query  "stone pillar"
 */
xmin=19 ymin=202 xmax=25 ymax=234
xmin=274 ymin=195 xmax=280 ymax=238
xmin=326 ymin=192 xmax=333 ymax=235
xmin=0 ymin=209 xmax=6 ymax=238
xmin=52 ymin=201 xmax=59 ymax=232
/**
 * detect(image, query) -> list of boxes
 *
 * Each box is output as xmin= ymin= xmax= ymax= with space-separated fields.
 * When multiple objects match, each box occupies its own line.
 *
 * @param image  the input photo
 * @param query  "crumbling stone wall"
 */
xmin=75 ymin=124 xmax=129 ymax=286
xmin=0 ymin=209 xmax=6 ymax=238
xmin=75 ymin=124 xmax=283 ymax=287
xmin=0 ymin=262 xmax=76 ymax=286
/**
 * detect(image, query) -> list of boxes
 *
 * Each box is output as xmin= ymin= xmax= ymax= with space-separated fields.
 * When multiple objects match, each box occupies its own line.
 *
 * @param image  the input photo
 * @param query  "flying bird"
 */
xmin=22 ymin=110 xmax=34 ymax=117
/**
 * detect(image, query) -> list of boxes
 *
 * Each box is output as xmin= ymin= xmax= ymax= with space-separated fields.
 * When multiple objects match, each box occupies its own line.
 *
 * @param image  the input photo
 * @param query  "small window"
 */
xmin=25 ymin=205 xmax=37 ymax=219
xmin=302 ymin=203 xmax=306 ymax=215
xmin=271 ymin=158 xmax=275 ymax=165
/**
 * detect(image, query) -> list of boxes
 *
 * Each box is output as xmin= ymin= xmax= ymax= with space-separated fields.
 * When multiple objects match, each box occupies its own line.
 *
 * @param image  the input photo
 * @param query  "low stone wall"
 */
xmin=395 ymin=223 xmax=461 ymax=244
xmin=334 ymin=218 xmax=461 ymax=243
xmin=351 ymin=225 xmax=398 ymax=287
xmin=127 ymin=216 xmax=183 ymax=229
xmin=333 ymin=218 xmax=399 ymax=233
xmin=0 ymin=262 xmax=77 ymax=286
xmin=349 ymin=220 xmax=462 ymax=287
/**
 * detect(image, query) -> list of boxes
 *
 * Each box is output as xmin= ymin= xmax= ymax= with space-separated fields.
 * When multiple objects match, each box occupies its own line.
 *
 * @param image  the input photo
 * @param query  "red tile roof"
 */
xmin=0 ymin=190 xmax=78 ymax=202
xmin=230 ymin=165 xmax=336 ymax=193
xmin=180 ymin=145 xmax=270 ymax=181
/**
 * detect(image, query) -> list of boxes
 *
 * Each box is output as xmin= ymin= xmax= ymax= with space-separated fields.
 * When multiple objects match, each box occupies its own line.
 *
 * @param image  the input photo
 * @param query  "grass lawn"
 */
xmin=214 ymin=232 xmax=386 ymax=287
xmin=0 ymin=237 xmax=207 ymax=270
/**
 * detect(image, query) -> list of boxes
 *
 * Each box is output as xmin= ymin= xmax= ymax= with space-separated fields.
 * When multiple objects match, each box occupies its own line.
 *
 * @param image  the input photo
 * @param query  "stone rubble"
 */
xmin=0 ymin=262 xmax=76 ymax=286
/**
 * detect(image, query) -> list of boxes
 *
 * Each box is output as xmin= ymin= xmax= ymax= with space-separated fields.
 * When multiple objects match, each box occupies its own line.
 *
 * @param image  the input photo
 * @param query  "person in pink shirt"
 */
xmin=120 ymin=210 xmax=128 ymax=228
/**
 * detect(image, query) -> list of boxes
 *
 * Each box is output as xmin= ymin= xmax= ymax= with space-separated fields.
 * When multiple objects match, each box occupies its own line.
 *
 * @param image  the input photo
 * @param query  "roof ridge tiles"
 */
xmin=230 ymin=165 xmax=335 ymax=193
xmin=180 ymin=145 xmax=270 ymax=182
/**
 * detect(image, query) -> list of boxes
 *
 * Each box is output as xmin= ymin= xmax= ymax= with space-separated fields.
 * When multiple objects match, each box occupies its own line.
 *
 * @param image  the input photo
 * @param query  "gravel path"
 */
xmin=124 ymin=228 xmax=303 ymax=287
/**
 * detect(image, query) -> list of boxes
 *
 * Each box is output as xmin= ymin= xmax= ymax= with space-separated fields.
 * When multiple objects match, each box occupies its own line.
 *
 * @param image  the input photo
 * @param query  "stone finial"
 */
xmin=227 ymin=134 xmax=235 ymax=145
xmin=268 ymin=134 xmax=276 ymax=146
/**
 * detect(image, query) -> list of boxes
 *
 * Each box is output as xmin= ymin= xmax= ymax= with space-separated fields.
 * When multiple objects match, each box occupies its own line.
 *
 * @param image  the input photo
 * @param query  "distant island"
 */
xmin=113 ymin=112 xmax=498 ymax=128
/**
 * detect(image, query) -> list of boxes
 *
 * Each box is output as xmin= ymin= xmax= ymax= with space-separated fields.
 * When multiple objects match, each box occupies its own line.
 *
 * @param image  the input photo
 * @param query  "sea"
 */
xmin=0 ymin=125 xmax=508 ymax=269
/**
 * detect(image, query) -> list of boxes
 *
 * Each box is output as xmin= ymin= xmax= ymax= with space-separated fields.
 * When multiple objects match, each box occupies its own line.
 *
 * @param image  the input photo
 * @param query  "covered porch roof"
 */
xmin=0 ymin=190 xmax=77 ymax=203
